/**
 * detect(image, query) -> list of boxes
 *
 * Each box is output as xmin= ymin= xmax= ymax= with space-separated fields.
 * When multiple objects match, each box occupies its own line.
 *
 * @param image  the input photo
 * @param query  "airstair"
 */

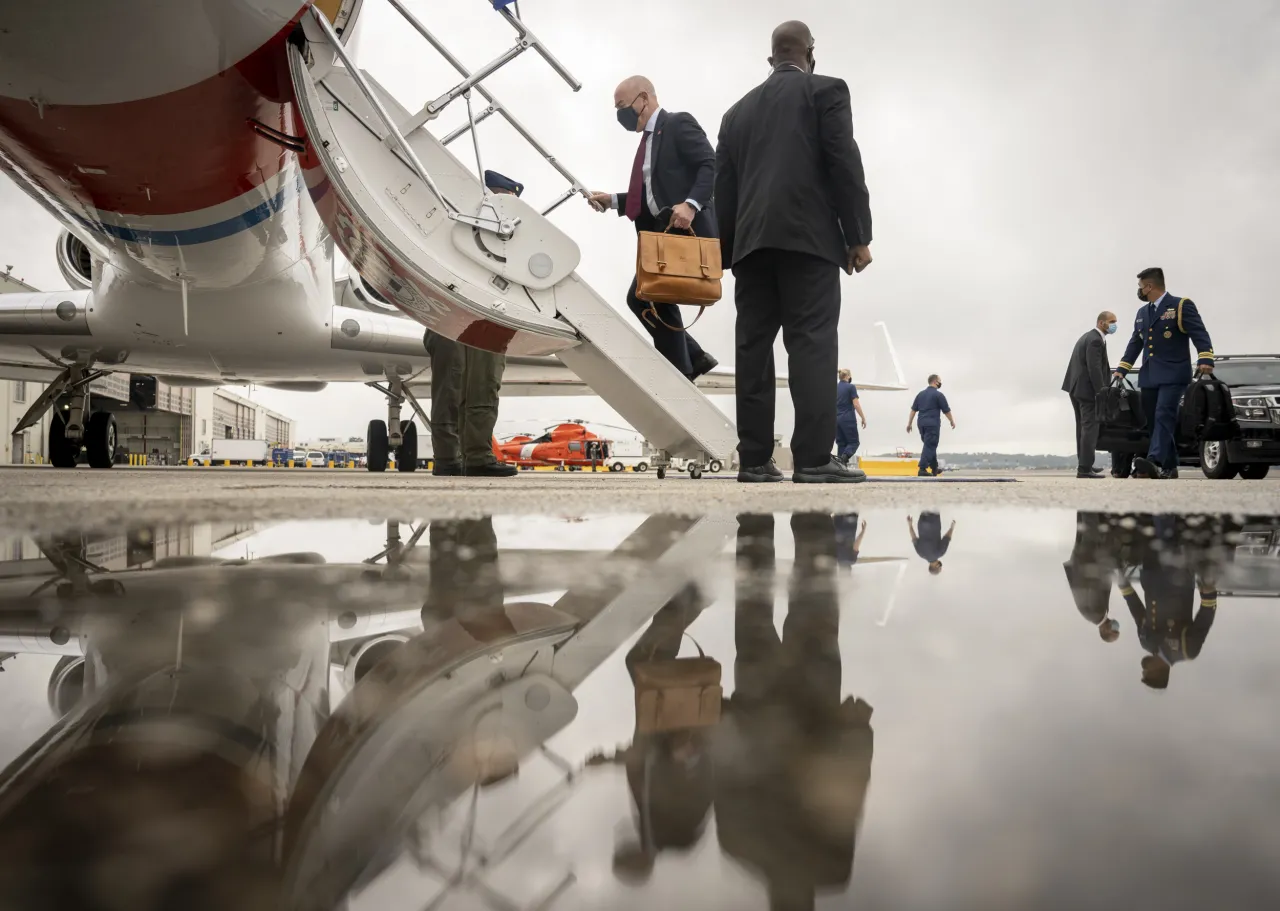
xmin=290 ymin=0 xmax=736 ymax=474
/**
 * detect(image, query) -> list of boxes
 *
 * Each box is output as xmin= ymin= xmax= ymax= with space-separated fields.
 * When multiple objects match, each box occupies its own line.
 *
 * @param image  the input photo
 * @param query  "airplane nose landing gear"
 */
xmin=367 ymin=374 xmax=430 ymax=473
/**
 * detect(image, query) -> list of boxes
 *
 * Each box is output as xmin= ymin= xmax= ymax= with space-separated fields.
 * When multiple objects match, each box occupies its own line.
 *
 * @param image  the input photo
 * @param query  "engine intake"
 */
xmin=56 ymin=231 xmax=94 ymax=290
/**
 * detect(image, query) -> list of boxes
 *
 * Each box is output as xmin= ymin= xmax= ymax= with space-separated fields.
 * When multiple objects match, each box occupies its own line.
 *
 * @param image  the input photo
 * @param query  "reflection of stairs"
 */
xmin=295 ymin=4 xmax=736 ymax=466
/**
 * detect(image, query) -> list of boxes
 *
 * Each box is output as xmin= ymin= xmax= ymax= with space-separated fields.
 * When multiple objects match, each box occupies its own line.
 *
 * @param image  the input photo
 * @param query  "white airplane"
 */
xmin=0 ymin=0 xmax=906 ymax=471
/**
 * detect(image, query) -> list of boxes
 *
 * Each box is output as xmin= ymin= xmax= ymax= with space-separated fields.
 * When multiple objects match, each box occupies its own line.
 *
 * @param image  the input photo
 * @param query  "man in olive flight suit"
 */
xmin=425 ymin=170 xmax=523 ymax=478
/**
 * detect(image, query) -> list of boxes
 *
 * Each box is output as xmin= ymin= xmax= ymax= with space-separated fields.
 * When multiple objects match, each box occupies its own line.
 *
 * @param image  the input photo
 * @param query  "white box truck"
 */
xmin=191 ymin=439 xmax=270 ymax=465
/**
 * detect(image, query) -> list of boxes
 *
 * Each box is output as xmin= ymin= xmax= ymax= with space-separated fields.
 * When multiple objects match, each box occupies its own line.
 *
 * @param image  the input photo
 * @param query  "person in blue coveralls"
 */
xmin=906 ymin=375 xmax=954 ymax=477
xmin=1113 ymin=267 xmax=1216 ymax=480
xmin=835 ymin=369 xmax=867 ymax=465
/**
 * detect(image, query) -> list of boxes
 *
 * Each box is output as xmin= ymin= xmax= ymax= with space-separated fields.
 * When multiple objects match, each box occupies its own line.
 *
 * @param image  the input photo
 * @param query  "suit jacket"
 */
xmin=615 ymin=109 xmax=718 ymax=238
xmin=1062 ymin=329 xmax=1109 ymax=401
xmin=714 ymin=69 xmax=872 ymax=269
xmin=1117 ymin=294 xmax=1214 ymax=387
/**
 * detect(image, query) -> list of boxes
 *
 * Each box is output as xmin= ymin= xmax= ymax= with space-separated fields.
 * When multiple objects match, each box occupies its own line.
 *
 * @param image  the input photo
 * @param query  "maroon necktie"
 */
xmin=625 ymin=133 xmax=649 ymax=221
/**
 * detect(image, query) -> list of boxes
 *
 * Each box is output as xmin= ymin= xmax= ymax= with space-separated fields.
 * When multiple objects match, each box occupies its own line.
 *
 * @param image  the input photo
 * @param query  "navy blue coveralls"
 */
xmin=836 ymin=380 xmax=860 ymax=461
xmin=1116 ymin=293 xmax=1214 ymax=471
xmin=911 ymin=386 xmax=950 ymax=475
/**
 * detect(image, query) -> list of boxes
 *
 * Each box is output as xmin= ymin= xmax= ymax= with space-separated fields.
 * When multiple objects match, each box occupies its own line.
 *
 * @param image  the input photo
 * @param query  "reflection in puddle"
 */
xmin=0 ymin=511 xmax=1278 ymax=909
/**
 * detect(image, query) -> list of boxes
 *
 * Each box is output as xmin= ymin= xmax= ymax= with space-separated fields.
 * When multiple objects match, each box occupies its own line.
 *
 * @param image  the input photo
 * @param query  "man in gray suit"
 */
xmin=1062 ymin=311 xmax=1117 ymax=479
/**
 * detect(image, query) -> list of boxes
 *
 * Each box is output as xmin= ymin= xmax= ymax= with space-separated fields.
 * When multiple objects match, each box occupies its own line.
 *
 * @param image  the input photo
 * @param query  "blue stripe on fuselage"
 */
xmin=77 ymin=175 xmax=300 ymax=247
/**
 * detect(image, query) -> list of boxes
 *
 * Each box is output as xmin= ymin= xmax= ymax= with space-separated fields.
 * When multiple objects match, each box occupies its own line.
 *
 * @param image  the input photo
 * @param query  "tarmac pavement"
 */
xmin=1 ymin=464 xmax=1278 ymax=534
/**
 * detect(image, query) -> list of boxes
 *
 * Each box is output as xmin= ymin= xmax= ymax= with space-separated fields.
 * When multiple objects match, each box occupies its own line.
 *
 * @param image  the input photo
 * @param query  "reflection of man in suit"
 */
xmin=714 ymin=513 xmax=874 ymax=911
xmin=1063 ymin=512 xmax=1121 ymax=643
xmin=606 ymin=584 xmax=715 ymax=884
xmin=1062 ymin=312 xmax=1116 ymax=479
xmin=1117 ymin=517 xmax=1219 ymax=689
xmin=586 ymin=76 xmax=719 ymax=381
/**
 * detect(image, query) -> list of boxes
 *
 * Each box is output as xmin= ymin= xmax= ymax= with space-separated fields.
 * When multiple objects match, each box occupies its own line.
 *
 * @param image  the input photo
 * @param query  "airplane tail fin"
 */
xmin=854 ymin=322 xmax=908 ymax=391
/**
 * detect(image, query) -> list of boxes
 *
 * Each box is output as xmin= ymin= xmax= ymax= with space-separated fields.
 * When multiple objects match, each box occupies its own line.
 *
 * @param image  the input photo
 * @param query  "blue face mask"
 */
xmin=1106 ymin=322 xmax=1118 ymax=335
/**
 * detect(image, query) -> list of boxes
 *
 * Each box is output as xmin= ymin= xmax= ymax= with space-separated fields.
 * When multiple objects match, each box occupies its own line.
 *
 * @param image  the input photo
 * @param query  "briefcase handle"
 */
xmin=642 ymin=303 xmax=706 ymax=333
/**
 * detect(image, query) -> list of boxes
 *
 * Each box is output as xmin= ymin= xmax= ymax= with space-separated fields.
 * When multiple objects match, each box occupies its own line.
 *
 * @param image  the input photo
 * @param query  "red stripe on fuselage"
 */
xmin=0 ymin=14 xmax=307 ymax=219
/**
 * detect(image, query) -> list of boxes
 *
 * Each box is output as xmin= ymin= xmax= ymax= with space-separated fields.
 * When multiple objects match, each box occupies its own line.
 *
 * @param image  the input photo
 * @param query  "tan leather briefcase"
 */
xmin=635 ymin=227 xmax=723 ymax=315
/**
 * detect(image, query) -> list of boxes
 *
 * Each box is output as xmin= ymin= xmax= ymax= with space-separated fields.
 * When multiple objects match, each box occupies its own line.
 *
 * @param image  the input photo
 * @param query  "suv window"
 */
xmin=1214 ymin=360 xmax=1280 ymax=387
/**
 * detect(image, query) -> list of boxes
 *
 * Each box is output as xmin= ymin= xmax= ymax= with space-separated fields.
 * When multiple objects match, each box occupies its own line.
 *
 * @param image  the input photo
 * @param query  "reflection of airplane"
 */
xmin=0 ymin=513 xmax=734 ymax=904
xmin=0 ymin=0 xmax=908 ymax=474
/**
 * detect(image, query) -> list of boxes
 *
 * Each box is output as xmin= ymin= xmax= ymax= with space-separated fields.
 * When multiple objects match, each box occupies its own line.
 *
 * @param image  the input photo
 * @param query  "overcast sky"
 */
xmin=3 ymin=0 xmax=1277 ymax=453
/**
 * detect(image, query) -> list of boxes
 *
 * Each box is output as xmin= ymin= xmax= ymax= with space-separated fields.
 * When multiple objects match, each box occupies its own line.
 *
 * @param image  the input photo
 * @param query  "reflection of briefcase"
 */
xmin=633 ymin=640 xmax=722 ymax=735
xmin=635 ymin=226 xmax=723 ymax=317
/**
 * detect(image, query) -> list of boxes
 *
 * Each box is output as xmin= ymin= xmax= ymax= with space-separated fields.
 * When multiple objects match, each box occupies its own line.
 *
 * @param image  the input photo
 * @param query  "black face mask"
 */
xmin=1137 ymin=288 xmax=1148 ymax=302
xmin=807 ymin=51 xmax=816 ymax=73
xmin=616 ymin=93 xmax=643 ymax=132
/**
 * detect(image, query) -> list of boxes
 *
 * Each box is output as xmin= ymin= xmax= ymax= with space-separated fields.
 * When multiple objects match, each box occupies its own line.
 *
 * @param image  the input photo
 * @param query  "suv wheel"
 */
xmin=1240 ymin=463 xmax=1271 ymax=480
xmin=1200 ymin=440 xmax=1238 ymax=479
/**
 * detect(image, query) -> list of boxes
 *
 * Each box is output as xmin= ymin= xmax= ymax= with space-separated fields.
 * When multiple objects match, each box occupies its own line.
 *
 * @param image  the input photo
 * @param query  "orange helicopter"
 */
xmin=496 ymin=421 xmax=612 ymax=470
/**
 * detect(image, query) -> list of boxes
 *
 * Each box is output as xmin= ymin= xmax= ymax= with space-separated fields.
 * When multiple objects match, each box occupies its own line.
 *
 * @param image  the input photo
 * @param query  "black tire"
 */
xmin=48 ymin=412 xmax=80 ymax=468
xmin=657 ymin=466 xmax=666 ymax=479
xmin=635 ymin=461 xmax=648 ymax=473
xmin=1199 ymin=440 xmax=1237 ymax=480
xmin=85 ymin=412 xmax=117 ymax=469
xmin=1110 ymin=452 xmax=1133 ymax=479
xmin=708 ymin=460 xmax=723 ymax=473
xmin=690 ymin=466 xmax=703 ymax=479
xmin=1240 ymin=463 xmax=1271 ymax=480
xmin=397 ymin=420 xmax=417 ymax=472
xmin=611 ymin=461 xmax=625 ymax=472
xmin=367 ymin=419 xmax=389 ymax=472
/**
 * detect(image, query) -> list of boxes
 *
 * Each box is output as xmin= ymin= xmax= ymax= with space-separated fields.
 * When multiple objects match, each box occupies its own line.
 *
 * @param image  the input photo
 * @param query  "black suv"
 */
xmin=1101 ymin=355 xmax=1280 ymax=480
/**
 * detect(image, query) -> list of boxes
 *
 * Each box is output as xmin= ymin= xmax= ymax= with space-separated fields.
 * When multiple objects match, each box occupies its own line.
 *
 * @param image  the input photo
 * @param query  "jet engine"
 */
xmin=46 ymin=655 xmax=87 ymax=717
xmin=55 ymin=230 xmax=94 ymax=291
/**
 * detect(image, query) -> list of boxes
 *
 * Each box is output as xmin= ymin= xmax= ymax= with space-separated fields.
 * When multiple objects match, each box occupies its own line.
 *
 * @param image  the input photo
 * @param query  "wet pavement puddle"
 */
xmin=0 ymin=510 xmax=1278 ymax=910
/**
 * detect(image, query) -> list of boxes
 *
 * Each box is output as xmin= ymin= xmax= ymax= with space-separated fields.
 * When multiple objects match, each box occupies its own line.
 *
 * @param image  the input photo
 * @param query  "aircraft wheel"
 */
xmin=690 ymin=465 xmax=703 ymax=479
xmin=397 ymin=420 xmax=417 ymax=472
xmin=48 ymin=413 xmax=80 ymax=469
xmin=85 ymin=412 xmax=117 ymax=469
xmin=367 ymin=420 xmax=389 ymax=472
xmin=657 ymin=466 xmax=666 ymax=480
xmin=708 ymin=459 xmax=723 ymax=473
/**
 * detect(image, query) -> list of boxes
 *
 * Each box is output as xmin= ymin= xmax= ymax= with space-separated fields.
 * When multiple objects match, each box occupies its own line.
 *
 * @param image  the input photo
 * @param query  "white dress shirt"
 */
xmin=611 ymin=106 xmax=701 ymax=216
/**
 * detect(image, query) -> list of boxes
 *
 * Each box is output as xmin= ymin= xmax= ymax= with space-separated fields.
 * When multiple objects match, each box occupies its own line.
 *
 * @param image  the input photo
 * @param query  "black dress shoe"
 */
xmin=465 ymin=461 xmax=519 ymax=477
xmin=738 ymin=461 xmax=784 ymax=483
xmin=690 ymin=351 xmax=719 ymax=380
xmin=432 ymin=461 xmax=463 ymax=477
xmin=1076 ymin=471 xmax=1104 ymax=479
xmin=1133 ymin=457 xmax=1160 ymax=479
xmin=1158 ymin=467 xmax=1179 ymax=480
xmin=793 ymin=458 xmax=867 ymax=484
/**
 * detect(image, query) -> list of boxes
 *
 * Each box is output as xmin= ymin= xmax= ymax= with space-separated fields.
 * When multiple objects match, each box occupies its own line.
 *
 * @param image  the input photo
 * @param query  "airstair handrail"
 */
xmin=384 ymin=0 xmax=590 ymax=215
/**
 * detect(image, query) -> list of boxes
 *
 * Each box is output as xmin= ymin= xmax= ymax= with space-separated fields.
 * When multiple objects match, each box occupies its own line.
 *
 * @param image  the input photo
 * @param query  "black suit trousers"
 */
xmin=1071 ymin=395 xmax=1101 ymax=472
xmin=734 ymin=249 xmax=841 ymax=469
xmin=626 ymin=278 xmax=706 ymax=378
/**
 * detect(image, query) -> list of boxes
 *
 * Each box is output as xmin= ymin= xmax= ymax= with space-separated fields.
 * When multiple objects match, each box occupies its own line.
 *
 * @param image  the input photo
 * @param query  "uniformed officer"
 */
xmin=1115 ymin=516 xmax=1218 ymax=689
xmin=1113 ymin=267 xmax=1215 ymax=480
xmin=906 ymin=375 xmax=954 ymax=477
xmin=835 ymin=369 xmax=866 ymax=465
xmin=425 ymin=170 xmax=523 ymax=478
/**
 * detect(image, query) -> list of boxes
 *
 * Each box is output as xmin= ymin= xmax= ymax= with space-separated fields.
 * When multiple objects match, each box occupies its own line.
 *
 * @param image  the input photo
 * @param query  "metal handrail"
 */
xmin=306 ymin=5 xmax=460 ymax=218
xmin=384 ymin=0 xmax=590 ymax=215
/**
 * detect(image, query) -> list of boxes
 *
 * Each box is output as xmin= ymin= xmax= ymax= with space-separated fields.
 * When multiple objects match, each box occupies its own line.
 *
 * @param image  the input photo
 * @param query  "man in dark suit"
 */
xmin=715 ymin=21 xmax=873 ymax=484
xmin=1062 ymin=311 xmax=1116 ymax=479
xmin=586 ymin=76 xmax=718 ymax=380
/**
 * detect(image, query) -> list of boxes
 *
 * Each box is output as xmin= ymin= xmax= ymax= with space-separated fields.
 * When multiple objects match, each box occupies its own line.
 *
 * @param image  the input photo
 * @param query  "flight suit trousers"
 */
xmin=1142 ymin=382 xmax=1187 ymax=471
xmin=917 ymin=425 xmax=941 ymax=475
xmin=836 ymin=415 xmax=860 ymax=461
xmin=425 ymin=333 xmax=506 ymax=467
